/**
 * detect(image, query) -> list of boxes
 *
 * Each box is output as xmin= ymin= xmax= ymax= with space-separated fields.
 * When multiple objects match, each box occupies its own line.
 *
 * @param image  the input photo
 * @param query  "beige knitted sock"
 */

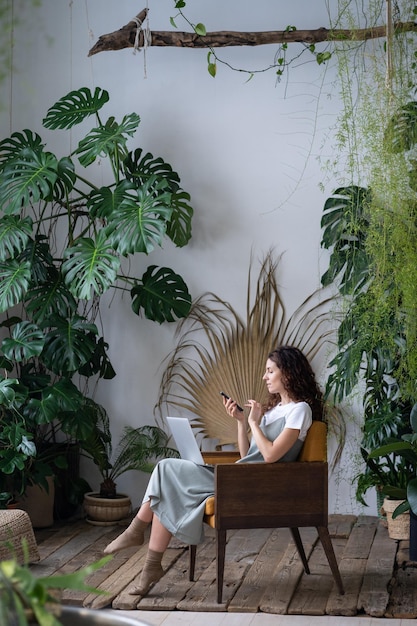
xmin=128 ymin=549 xmax=164 ymax=596
xmin=104 ymin=517 xmax=149 ymax=554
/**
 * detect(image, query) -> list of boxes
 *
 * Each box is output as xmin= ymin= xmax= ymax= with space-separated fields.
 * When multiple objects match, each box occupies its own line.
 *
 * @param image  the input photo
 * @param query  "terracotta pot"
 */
xmin=83 ymin=492 xmax=131 ymax=525
xmin=20 ymin=476 xmax=55 ymax=528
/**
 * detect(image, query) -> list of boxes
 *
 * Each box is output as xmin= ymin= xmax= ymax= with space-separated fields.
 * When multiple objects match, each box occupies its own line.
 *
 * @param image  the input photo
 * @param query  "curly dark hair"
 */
xmin=264 ymin=346 xmax=324 ymax=421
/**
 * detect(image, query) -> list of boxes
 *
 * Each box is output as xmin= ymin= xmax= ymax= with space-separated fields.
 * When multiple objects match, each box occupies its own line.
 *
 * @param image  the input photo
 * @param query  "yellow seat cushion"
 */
xmin=298 ymin=420 xmax=327 ymax=462
xmin=205 ymin=496 xmax=215 ymax=516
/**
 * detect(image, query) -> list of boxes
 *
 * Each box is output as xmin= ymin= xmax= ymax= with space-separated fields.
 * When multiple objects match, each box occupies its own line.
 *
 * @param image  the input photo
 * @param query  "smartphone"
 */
xmin=220 ymin=391 xmax=244 ymax=412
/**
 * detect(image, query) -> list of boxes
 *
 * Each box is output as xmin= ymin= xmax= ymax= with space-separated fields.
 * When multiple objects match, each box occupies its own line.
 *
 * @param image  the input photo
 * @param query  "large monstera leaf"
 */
xmin=384 ymin=101 xmax=417 ymax=153
xmin=42 ymin=86 xmax=110 ymax=130
xmin=41 ymin=315 xmax=98 ymax=375
xmin=52 ymin=156 xmax=76 ymax=200
xmin=0 ymin=259 xmax=31 ymax=311
xmin=321 ymin=186 xmax=371 ymax=295
xmin=165 ymin=190 xmax=193 ymax=247
xmin=0 ymin=149 xmax=58 ymax=215
xmin=87 ymin=182 xmax=129 ymax=220
xmin=21 ymin=236 xmax=55 ymax=286
xmin=124 ymin=149 xmax=193 ymax=247
xmin=76 ymin=113 xmax=140 ymax=167
xmin=25 ymin=269 xmax=77 ymax=324
xmin=131 ymin=265 xmax=192 ymax=323
xmin=62 ymin=231 xmax=120 ymax=300
xmin=1 ymin=321 xmax=45 ymax=362
xmin=24 ymin=378 xmax=85 ymax=426
xmin=0 ymin=129 xmax=44 ymax=168
xmin=105 ymin=176 xmax=173 ymax=255
xmin=0 ymin=215 xmax=33 ymax=260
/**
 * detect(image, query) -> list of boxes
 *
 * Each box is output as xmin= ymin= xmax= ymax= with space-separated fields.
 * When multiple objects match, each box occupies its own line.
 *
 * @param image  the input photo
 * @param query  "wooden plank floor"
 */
xmin=31 ymin=514 xmax=417 ymax=618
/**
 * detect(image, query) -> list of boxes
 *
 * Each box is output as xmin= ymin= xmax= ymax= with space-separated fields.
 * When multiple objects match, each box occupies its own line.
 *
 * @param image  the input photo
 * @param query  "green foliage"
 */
xmin=320 ymin=1 xmax=417 ymax=505
xmin=368 ymin=403 xmax=417 ymax=518
xmin=0 ymin=551 xmax=110 ymax=626
xmin=0 ymin=86 xmax=193 ymax=503
xmin=84 ymin=422 xmax=179 ymax=497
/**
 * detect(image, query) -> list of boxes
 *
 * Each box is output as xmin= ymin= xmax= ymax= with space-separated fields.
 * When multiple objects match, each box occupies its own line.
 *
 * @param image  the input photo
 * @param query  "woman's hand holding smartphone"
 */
xmin=220 ymin=391 xmax=244 ymax=412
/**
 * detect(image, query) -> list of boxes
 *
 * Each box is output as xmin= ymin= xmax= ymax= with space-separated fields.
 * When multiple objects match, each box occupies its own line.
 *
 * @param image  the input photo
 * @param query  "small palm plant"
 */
xmin=86 ymin=423 xmax=180 ymax=498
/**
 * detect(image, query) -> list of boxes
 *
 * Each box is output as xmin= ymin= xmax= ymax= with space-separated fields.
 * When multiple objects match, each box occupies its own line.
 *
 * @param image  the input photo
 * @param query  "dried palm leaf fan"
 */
xmin=155 ymin=250 xmax=341 ymax=452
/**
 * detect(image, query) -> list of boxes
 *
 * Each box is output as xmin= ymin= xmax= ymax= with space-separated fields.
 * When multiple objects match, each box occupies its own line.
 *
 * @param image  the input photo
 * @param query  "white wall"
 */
xmin=0 ymin=0 xmax=372 ymax=515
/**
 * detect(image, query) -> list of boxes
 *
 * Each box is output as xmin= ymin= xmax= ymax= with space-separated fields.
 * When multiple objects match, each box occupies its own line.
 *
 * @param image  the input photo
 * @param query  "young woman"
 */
xmin=104 ymin=345 xmax=323 ymax=596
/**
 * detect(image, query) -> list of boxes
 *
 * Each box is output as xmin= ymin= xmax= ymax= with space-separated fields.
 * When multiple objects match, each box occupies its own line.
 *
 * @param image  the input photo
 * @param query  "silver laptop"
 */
xmin=166 ymin=416 xmax=205 ymax=465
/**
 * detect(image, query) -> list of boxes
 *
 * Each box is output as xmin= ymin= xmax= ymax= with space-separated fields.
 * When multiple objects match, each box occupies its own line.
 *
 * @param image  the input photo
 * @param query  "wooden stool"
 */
xmin=0 ymin=509 xmax=40 ymax=564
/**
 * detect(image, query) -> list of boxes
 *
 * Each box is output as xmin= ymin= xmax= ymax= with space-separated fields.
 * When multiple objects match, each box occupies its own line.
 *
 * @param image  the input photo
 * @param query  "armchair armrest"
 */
xmin=202 ymin=451 xmax=240 ymax=464
xmin=214 ymin=461 xmax=328 ymax=529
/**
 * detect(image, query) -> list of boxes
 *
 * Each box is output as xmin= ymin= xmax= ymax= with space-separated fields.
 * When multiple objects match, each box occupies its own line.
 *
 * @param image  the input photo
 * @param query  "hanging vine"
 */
xmin=88 ymin=4 xmax=417 ymax=80
xmin=321 ymin=0 xmax=417 ymax=404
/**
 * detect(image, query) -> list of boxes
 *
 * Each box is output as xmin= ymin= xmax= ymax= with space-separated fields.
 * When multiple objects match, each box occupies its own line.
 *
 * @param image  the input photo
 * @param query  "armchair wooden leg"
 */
xmin=317 ymin=526 xmax=344 ymax=595
xmin=290 ymin=527 xmax=310 ymax=574
xmin=216 ymin=529 xmax=227 ymax=604
xmin=189 ymin=544 xmax=197 ymax=581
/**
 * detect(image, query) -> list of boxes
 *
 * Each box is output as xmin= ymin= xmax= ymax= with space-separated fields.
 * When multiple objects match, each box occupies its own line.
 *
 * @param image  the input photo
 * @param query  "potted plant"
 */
xmin=0 ymin=85 xmax=193 ymax=520
xmin=82 ymin=423 xmax=179 ymax=524
xmin=368 ymin=403 xmax=417 ymax=554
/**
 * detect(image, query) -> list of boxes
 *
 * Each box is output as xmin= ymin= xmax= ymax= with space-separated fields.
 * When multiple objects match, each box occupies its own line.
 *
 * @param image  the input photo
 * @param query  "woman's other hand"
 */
xmin=246 ymin=399 xmax=263 ymax=426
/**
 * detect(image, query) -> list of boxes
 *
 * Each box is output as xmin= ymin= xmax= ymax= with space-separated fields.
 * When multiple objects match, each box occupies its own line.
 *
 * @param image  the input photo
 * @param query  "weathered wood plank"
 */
xmin=343 ymin=516 xmax=378 ymax=559
xmin=328 ymin=515 xmax=357 ymax=538
xmin=288 ymin=536 xmax=346 ymax=615
xmin=385 ymin=566 xmax=417 ymax=618
xmin=225 ymin=527 xmax=272 ymax=566
xmin=175 ymin=528 xmax=269 ymax=612
xmin=228 ymin=528 xmax=293 ymax=613
xmin=34 ymin=519 xmax=92 ymax=561
xmin=259 ymin=527 xmax=318 ymax=614
xmin=84 ymin=545 xmax=149 ymax=609
xmin=177 ymin=560 xmax=246 ymax=611
xmin=325 ymin=514 xmax=377 ymax=615
xmin=30 ymin=525 xmax=109 ymax=578
xmin=112 ymin=545 xmax=187 ymax=610
xmin=397 ymin=539 xmax=410 ymax=567
xmin=326 ymin=558 xmax=367 ymax=616
xmin=357 ymin=522 xmax=398 ymax=617
xmin=62 ymin=527 xmax=136 ymax=606
xmin=126 ymin=547 xmax=193 ymax=611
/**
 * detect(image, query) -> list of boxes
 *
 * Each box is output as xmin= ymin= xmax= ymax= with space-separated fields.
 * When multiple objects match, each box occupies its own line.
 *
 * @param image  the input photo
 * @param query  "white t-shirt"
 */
xmin=262 ymin=401 xmax=312 ymax=441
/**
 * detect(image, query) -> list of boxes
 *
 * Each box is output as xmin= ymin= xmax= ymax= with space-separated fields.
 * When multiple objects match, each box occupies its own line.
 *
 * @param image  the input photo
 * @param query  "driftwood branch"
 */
xmin=88 ymin=9 xmax=417 ymax=57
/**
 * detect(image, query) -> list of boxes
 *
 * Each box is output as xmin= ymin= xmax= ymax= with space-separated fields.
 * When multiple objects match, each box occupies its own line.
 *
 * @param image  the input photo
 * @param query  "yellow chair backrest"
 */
xmin=298 ymin=420 xmax=327 ymax=462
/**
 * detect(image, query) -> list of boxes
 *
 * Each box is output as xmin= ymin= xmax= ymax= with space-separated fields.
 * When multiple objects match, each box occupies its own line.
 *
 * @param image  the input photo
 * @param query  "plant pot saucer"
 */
xmin=85 ymin=516 xmax=131 ymax=526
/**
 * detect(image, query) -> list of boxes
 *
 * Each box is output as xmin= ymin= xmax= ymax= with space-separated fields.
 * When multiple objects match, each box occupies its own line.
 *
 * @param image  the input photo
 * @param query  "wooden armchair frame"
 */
xmin=189 ymin=422 xmax=344 ymax=603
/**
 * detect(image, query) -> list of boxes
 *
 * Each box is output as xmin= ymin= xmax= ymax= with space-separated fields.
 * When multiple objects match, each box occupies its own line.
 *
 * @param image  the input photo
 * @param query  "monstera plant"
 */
xmin=0 ymin=86 xmax=193 ymax=508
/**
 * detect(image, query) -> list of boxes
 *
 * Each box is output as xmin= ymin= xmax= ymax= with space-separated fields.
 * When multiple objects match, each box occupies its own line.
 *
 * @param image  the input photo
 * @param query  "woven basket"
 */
xmin=381 ymin=498 xmax=410 ymax=540
xmin=83 ymin=492 xmax=131 ymax=524
xmin=0 ymin=509 xmax=40 ymax=564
